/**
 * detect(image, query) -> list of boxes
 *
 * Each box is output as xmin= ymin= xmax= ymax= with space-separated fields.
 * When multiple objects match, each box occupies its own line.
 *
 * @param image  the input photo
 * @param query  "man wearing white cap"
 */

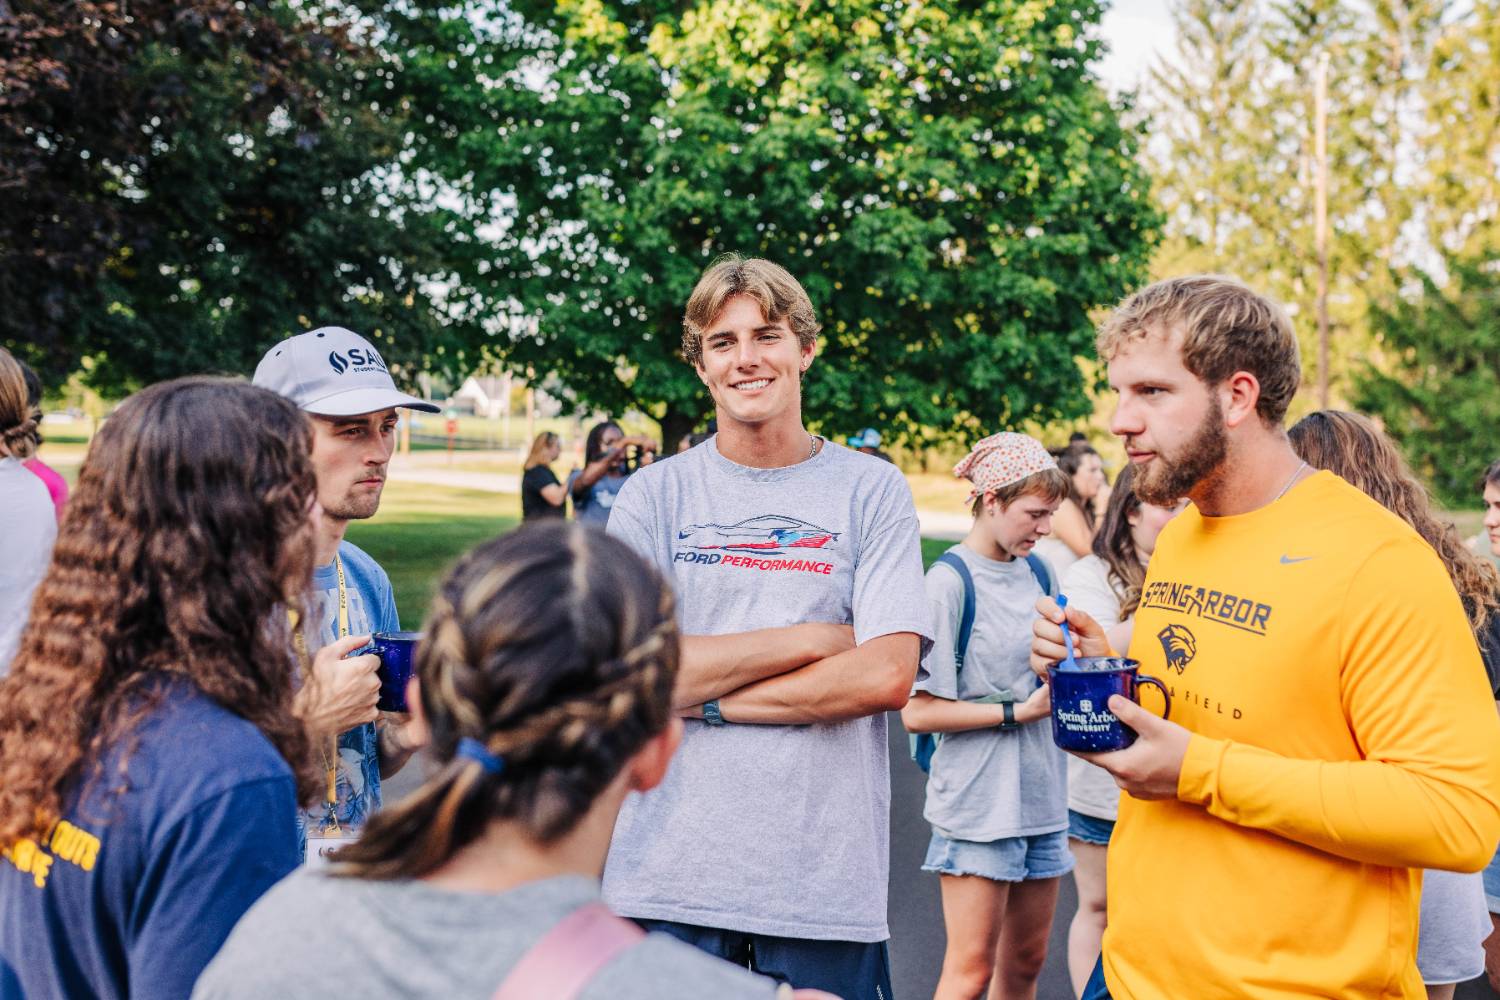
xmin=254 ymin=326 xmax=439 ymax=859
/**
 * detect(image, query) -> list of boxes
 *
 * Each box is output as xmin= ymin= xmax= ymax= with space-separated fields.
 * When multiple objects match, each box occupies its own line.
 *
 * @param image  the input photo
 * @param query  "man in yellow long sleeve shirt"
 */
xmin=1031 ymin=275 xmax=1500 ymax=999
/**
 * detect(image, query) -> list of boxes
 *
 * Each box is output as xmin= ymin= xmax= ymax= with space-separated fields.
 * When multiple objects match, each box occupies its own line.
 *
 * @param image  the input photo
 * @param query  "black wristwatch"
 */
xmin=998 ymin=701 xmax=1019 ymax=731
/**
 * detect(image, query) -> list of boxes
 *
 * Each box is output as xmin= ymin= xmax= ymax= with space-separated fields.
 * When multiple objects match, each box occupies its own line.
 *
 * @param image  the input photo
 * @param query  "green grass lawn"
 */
xmin=344 ymin=481 xmax=519 ymax=626
xmin=35 ymin=440 xmax=1497 ymax=630
xmin=344 ymin=481 xmax=956 ymax=629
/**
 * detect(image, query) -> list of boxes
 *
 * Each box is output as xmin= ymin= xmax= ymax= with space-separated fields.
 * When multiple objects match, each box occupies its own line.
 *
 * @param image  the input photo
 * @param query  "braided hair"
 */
xmin=330 ymin=521 xmax=679 ymax=879
xmin=0 ymin=347 xmax=39 ymax=461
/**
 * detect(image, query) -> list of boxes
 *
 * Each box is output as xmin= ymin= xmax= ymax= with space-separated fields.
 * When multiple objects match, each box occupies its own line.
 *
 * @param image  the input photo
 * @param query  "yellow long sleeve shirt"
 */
xmin=1103 ymin=471 xmax=1500 ymax=999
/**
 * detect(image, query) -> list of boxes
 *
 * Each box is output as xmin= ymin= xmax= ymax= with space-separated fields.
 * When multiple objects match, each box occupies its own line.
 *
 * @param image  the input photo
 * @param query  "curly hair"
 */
xmin=331 ymin=521 xmax=679 ymax=880
xmin=0 ymin=347 xmax=39 ymax=461
xmin=0 ymin=377 xmax=321 ymax=847
xmin=1290 ymin=410 xmax=1500 ymax=635
xmin=1092 ymin=464 xmax=1149 ymax=619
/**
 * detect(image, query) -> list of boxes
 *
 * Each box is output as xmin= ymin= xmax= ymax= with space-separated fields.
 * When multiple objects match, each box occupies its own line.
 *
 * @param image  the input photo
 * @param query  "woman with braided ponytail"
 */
xmin=197 ymin=522 xmax=802 ymax=1000
xmin=0 ymin=346 xmax=57 ymax=673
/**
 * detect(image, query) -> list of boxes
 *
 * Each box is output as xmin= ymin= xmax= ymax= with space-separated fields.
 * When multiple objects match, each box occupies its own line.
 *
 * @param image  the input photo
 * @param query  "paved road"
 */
xmin=389 ymin=717 xmax=1497 ymax=999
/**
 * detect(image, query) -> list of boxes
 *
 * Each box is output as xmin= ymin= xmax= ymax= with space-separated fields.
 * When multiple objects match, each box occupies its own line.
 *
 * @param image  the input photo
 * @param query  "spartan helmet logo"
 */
xmin=328 ymin=351 xmax=349 ymax=374
xmin=1157 ymin=624 xmax=1198 ymax=674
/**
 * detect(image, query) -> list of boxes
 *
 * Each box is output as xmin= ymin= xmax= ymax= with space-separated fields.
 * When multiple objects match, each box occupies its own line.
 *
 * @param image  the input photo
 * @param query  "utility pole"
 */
xmin=1314 ymin=50 xmax=1331 ymax=409
xmin=525 ymin=366 xmax=537 ymax=446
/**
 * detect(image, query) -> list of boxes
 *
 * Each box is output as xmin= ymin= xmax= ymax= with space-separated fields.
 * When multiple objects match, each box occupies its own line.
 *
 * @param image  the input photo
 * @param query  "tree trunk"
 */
xmin=659 ymin=408 xmax=699 ymax=456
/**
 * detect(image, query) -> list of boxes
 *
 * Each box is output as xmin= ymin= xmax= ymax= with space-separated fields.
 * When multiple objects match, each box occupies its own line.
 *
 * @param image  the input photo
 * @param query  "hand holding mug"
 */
xmin=1030 ymin=596 xmax=1111 ymax=681
xmin=1013 ymin=677 xmax=1052 ymax=723
xmin=295 ymin=633 xmax=380 ymax=736
xmin=1076 ymin=695 xmax=1192 ymax=800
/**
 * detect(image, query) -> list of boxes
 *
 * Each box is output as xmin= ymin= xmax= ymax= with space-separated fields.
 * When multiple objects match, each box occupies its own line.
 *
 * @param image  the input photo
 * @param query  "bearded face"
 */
xmin=1132 ymin=394 xmax=1228 ymax=506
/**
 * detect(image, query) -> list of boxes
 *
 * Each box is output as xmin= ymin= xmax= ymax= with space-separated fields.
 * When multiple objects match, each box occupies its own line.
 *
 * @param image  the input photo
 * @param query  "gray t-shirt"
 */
xmin=192 ymin=872 xmax=779 ymax=1000
xmin=914 ymin=544 xmax=1067 ymax=841
xmin=0 ymin=457 xmax=55 ymax=675
xmin=602 ymin=437 xmax=932 ymax=942
xmin=1060 ymin=555 xmax=1126 ymax=821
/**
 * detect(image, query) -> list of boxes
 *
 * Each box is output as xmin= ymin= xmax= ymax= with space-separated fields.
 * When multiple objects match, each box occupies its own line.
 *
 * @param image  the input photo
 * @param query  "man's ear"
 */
xmin=1222 ymin=370 xmax=1263 ymax=429
xmin=799 ymin=336 xmax=817 ymax=373
xmin=626 ymin=718 xmax=683 ymax=793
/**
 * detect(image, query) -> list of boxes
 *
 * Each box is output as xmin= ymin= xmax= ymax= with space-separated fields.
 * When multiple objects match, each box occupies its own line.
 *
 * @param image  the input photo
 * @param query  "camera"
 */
xmin=612 ymin=437 xmax=657 ymax=474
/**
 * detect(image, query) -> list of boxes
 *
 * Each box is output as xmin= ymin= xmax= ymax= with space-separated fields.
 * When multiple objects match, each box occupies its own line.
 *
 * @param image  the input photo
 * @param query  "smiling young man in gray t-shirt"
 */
xmin=602 ymin=256 xmax=932 ymax=999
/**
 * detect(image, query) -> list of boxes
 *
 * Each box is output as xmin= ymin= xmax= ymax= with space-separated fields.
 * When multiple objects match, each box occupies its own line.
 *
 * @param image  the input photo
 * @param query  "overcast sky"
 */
xmin=1094 ymin=0 xmax=1176 ymax=94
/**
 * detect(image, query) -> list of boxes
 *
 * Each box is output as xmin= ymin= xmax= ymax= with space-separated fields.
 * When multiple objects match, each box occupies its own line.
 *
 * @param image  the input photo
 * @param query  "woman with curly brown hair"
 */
xmin=0 ymin=376 xmax=343 ymax=1000
xmin=0 ymin=346 xmax=56 ymax=673
xmin=197 ymin=522 xmax=797 ymax=1000
xmin=1290 ymin=409 xmax=1500 ymax=1000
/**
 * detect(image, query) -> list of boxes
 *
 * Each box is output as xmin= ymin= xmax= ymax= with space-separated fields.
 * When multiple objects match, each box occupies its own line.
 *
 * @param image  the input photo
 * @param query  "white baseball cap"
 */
xmin=253 ymin=327 xmax=440 ymax=416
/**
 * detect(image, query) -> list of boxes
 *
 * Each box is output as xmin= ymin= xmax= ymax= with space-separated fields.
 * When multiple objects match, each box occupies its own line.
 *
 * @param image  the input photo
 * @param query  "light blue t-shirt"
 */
xmin=913 ymin=544 xmax=1068 ymax=841
xmin=567 ymin=469 xmax=630 ymax=526
xmin=297 ymin=540 xmax=400 ymax=839
xmin=601 ymin=437 xmax=932 ymax=942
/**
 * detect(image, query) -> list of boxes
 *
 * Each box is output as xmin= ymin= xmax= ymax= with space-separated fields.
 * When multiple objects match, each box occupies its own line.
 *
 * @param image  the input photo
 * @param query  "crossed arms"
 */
xmin=677 ymin=625 xmax=921 ymax=725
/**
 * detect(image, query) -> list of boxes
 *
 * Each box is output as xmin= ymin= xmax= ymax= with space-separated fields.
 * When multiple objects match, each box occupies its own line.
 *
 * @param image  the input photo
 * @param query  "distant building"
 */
xmin=450 ymin=375 xmax=511 ymax=418
xmin=444 ymin=374 xmax=564 ymax=420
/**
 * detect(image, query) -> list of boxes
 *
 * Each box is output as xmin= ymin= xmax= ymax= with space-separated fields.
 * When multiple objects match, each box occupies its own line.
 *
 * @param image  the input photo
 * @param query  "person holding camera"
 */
xmin=568 ymin=420 xmax=656 ymax=527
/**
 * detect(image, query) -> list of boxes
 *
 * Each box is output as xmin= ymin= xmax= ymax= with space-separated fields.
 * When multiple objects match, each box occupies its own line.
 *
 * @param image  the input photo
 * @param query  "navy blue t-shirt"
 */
xmin=0 ymin=679 xmax=299 ymax=999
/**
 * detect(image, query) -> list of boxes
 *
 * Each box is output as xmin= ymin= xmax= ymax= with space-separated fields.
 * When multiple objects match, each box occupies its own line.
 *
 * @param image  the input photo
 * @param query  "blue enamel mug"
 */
xmin=1047 ymin=656 xmax=1171 ymax=752
xmin=370 ymin=631 xmax=423 ymax=712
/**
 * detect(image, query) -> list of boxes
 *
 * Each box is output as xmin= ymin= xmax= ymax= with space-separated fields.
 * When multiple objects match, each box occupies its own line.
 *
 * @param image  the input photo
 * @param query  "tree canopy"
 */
xmin=1355 ymin=250 xmax=1500 ymax=508
xmin=384 ymin=0 xmax=1160 ymax=445
xmin=0 ymin=0 xmax=472 ymax=392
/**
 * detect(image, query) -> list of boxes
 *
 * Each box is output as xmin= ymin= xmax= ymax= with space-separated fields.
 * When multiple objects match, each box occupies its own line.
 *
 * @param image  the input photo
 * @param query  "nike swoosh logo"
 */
xmin=1280 ymin=554 xmax=1314 ymax=564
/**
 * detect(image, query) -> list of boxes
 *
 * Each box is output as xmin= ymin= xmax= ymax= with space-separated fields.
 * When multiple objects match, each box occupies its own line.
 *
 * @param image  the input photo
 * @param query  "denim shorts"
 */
xmin=922 ymin=829 xmax=1074 ymax=882
xmin=1067 ymin=810 xmax=1116 ymax=846
xmin=1483 ymin=841 xmax=1500 ymax=914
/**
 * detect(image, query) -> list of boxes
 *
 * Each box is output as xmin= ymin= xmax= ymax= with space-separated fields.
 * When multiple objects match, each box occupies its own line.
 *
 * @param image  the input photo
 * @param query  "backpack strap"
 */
xmin=934 ymin=551 xmax=977 ymax=674
xmin=492 ymin=902 xmax=645 ymax=1000
xmin=910 ymin=551 xmax=979 ymax=773
xmin=1025 ymin=553 xmax=1056 ymax=597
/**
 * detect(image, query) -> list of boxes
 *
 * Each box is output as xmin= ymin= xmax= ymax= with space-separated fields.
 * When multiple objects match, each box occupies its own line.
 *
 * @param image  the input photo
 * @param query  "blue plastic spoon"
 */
xmin=1056 ymin=593 xmax=1078 ymax=669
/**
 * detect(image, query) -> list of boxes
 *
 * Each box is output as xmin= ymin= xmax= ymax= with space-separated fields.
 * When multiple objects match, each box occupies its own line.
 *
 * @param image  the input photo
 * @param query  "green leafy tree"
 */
xmin=1145 ymin=0 xmax=1460 ymax=411
xmin=386 ymin=0 xmax=1160 ymax=446
xmin=1419 ymin=0 xmax=1499 ymax=258
xmin=1354 ymin=250 xmax=1500 ymax=507
xmin=1 ymin=1 xmax=473 ymax=391
xmin=1355 ymin=3 xmax=1498 ymax=507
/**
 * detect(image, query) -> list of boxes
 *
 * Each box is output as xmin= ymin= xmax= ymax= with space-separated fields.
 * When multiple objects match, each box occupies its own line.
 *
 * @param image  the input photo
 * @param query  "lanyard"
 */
xmin=291 ymin=553 xmax=350 ymax=833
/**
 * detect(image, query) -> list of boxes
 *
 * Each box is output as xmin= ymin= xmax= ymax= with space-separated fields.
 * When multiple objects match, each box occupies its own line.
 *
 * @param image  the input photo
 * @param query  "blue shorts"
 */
xmin=635 ymin=918 xmax=892 ymax=1000
xmin=1067 ymin=810 xmax=1116 ymax=846
xmin=1483 ymin=841 xmax=1500 ymax=913
xmin=922 ymin=829 xmax=1073 ymax=882
xmin=1082 ymin=957 xmax=1113 ymax=1000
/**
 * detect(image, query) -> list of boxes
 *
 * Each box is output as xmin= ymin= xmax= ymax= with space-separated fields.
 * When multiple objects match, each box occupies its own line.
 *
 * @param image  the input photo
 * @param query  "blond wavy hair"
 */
xmin=1098 ymin=275 xmax=1301 ymax=426
xmin=681 ymin=255 xmax=821 ymax=368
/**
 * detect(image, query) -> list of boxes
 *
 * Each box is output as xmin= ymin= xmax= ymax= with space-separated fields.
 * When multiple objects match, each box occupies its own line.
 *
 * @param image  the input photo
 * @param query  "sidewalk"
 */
xmin=386 ymin=452 xmax=970 ymax=541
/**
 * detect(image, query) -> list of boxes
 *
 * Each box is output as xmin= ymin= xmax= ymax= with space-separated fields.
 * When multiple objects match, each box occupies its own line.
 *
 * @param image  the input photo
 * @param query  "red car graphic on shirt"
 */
xmin=676 ymin=515 xmax=841 ymax=555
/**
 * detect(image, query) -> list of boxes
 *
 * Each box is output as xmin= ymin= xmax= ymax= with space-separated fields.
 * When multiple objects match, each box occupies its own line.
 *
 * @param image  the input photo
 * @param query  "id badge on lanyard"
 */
xmin=293 ymin=554 xmax=352 ymax=866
